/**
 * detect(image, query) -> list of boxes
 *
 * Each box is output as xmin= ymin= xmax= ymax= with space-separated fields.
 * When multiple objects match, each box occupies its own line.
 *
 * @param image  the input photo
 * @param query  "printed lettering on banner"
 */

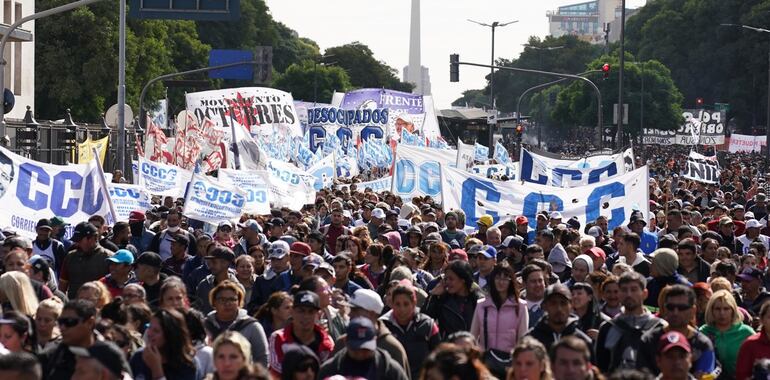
xmin=682 ymin=151 xmax=720 ymax=184
xmin=470 ymin=163 xmax=517 ymax=180
xmin=442 ymin=164 xmax=649 ymax=232
xmin=642 ymin=109 xmax=726 ymax=145
xmin=519 ymin=148 xmax=632 ymax=188
xmin=729 ymin=134 xmax=767 ymax=153
xmin=136 ymin=157 xmax=192 ymax=198
xmin=0 ymin=146 xmax=113 ymax=238
xmin=265 ymin=159 xmax=315 ymax=210
xmin=183 ymin=172 xmax=246 ymax=224
xmin=392 ymin=144 xmax=456 ymax=202
xmin=218 ymin=169 xmax=271 ymax=215
xmin=108 ymin=184 xmax=153 ymax=222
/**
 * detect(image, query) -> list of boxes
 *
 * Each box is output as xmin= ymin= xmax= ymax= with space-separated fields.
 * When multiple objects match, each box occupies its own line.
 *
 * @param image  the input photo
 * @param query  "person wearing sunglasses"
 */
xmin=38 ymin=299 xmax=130 ymax=379
xmin=638 ymin=285 xmax=717 ymax=379
xmin=215 ymin=221 xmax=237 ymax=250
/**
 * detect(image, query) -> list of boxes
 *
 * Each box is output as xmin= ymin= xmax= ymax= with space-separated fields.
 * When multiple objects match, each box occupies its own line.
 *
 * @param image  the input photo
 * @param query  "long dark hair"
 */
xmin=254 ymin=291 xmax=292 ymax=321
xmin=153 ymin=308 xmax=195 ymax=369
xmin=488 ymin=264 xmax=519 ymax=309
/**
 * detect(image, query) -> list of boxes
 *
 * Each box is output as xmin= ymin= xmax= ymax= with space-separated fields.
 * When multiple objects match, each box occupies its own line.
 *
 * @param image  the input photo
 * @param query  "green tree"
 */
xmin=272 ymin=60 xmax=352 ymax=103
xmin=451 ymin=89 xmax=492 ymax=108
xmin=35 ymin=0 xmax=209 ymax=121
xmin=552 ymin=54 xmax=683 ymax=136
xmin=324 ymin=42 xmax=413 ymax=92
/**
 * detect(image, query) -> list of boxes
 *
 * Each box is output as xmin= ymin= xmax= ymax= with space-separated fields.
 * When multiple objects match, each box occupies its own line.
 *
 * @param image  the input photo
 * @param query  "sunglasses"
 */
xmin=665 ymin=303 xmax=692 ymax=311
xmin=57 ymin=317 xmax=82 ymax=328
xmin=268 ymin=248 xmax=287 ymax=256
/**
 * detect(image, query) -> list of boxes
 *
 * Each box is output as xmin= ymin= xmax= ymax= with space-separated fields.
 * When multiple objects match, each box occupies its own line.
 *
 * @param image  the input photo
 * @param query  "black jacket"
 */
xmin=318 ymin=348 xmax=409 ymax=380
xmin=424 ymin=285 xmax=483 ymax=340
xmin=525 ymin=315 xmax=594 ymax=357
xmin=381 ymin=310 xmax=441 ymax=380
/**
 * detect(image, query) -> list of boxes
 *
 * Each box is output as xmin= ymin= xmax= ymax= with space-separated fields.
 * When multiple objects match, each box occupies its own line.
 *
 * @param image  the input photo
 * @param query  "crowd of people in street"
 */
xmin=3 ymin=141 xmax=770 ymax=380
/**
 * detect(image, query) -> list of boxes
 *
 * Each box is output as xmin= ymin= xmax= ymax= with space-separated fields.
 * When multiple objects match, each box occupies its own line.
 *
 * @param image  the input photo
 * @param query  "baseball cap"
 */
xmin=719 ymin=217 xmax=734 ymax=226
xmin=29 ymin=255 xmax=51 ymax=274
xmin=294 ymin=290 xmax=321 ymax=310
xmin=479 ymin=245 xmax=497 ymax=259
xmin=467 ymin=244 xmax=484 ymax=258
xmin=315 ymin=262 xmax=336 ymax=278
xmin=267 ymin=218 xmax=285 ymax=227
xmin=502 ymin=235 xmax=526 ymax=251
xmin=747 ymin=219 xmax=763 ymax=229
xmin=550 ymin=211 xmax=563 ymax=220
xmin=238 ymin=219 xmax=262 ymax=233
xmin=346 ymin=317 xmax=377 ymax=351
xmin=537 ymin=211 xmax=549 ymax=220
xmin=204 ymin=246 xmax=235 ymax=262
xmin=406 ymin=226 xmax=423 ymax=236
xmin=268 ymin=241 xmax=290 ymax=259
xmin=423 ymin=222 xmax=440 ymax=232
xmin=106 ymin=249 xmax=134 ymax=265
xmin=449 ymin=249 xmax=468 ymax=262
xmin=36 ymin=218 xmax=52 ymax=230
xmin=544 ymin=284 xmax=572 ymax=301
xmin=587 ymin=226 xmax=603 ymax=237
xmin=424 ymin=232 xmax=442 ymax=243
xmin=129 ymin=211 xmax=145 ymax=223
xmin=746 ymin=211 xmax=756 ymax=219
xmin=218 ymin=221 xmax=233 ymax=231
xmin=290 ymin=242 xmax=312 ymax=257
xmin=134 ymin=251 xmax=162 ymax=268
xmin=477 ymin=215 xmax=494 ymax=228
xmin=70 ymin=222 xmax=98 ymax=242
xmin=585 ymin=247 xmax=606 ymax=261
xmin=516 ymin=215 xmax=529 ymax=225
xmin=629 ymin=211 xmax=647 ymax=226
xmin=657 ymin=331 xmax=691 ymax=354
xmin=301 ymin=254 xmax=323 ymax=270
xmin=566 ymin=217 xmax=580 ymax=230
xmin=738 ymin=268 xmax=764 ymax=283
xmin=70 ymin=342 xmax=130 ymax=379
xmin=349 ymin=289 xmax=384 ymax=314
xmin=371 ymin=208 xmax=386 ymax=220
xmin=50 ymin=216 xmax=69 ymax=227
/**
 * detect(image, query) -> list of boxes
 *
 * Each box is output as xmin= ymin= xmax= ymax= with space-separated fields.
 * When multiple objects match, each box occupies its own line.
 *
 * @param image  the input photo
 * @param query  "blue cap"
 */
xmin=107 ymin=249 xmax=135 ymax=265
xmin=346 ymin=317 xmax=377 ymax=351
xmin=480 ymin=245 xmax=497 ymax=259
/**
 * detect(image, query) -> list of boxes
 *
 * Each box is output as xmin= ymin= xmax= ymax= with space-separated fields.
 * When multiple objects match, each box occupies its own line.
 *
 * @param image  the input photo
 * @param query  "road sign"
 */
xmin=129 ymin=0 xmax=240 ymax=21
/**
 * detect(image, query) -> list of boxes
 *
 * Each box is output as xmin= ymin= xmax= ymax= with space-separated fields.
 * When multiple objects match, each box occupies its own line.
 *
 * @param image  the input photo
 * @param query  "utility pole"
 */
xmin=616 ymin=0 xmax=626 ymax=149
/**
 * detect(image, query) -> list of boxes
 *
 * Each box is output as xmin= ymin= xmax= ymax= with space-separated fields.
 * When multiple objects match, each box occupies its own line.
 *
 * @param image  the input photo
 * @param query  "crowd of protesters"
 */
xmin=3 ymin=143 xmax=770 ymax=380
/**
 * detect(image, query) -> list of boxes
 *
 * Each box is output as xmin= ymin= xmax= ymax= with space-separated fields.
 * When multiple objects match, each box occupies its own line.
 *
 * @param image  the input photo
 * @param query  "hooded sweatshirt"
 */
xmin=700 ymin=323 xmax=755 ymax=377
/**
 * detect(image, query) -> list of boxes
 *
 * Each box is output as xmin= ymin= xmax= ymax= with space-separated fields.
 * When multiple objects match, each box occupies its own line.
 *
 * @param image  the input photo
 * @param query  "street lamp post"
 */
xmin=0 ymin=0 xmax=106 ymax=138
xmin=617 ymin=0 xmax=626 ymax=149
xmin=468 ymin=19 xmax=518 ymax=151
xmin=721 ymin=23 xmax=770 ymax=165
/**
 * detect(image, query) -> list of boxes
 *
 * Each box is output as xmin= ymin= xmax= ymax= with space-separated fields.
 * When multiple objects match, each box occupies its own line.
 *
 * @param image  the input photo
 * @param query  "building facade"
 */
xmin=0 ymin=0 xmax=34 ymax=120
xmin=546 ymin=0 xmax=621 ymax=44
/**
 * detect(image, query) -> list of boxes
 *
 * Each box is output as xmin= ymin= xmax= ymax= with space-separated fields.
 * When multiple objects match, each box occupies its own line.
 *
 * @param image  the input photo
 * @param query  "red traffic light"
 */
xmin=602 ymin=63 xmax=610 ymax=79
xmin=515 ymin=125 xmax=524 ymax=134
xmin=696 ymin=97 xmax=704 ymax=106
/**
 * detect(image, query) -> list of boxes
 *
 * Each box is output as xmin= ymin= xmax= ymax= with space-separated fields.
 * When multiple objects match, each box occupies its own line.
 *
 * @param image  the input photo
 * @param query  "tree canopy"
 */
xmin=272 ymin=60 xmax=352 ymax=104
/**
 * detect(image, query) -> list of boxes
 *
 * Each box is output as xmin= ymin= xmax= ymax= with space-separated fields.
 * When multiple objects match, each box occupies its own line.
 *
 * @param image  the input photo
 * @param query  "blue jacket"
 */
xmin=640 ymin=230 xmax=658 ymax=255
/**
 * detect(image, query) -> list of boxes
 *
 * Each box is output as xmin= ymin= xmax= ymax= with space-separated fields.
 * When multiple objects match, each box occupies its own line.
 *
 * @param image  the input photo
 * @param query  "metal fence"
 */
xmin=1 ymin=106 xmax=143 ymax=181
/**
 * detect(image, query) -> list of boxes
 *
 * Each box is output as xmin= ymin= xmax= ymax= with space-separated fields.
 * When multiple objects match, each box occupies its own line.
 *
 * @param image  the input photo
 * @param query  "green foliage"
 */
xmin=451 ymin=89 xmax=491 ymax=108
xmin=551 ymin=54 xmax=683 ymax=135
xmin=625 ymin=0 xmax=770 ymax=130
xmin=324 ymin=43 xmax=413 ymax=92
xmin=272 ymin=60 xmax=352 ymax=103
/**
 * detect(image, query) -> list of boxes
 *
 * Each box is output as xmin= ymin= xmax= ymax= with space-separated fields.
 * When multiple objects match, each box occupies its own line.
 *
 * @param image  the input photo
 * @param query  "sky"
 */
xmin=265 ymin=0 xmax=647 ymax=109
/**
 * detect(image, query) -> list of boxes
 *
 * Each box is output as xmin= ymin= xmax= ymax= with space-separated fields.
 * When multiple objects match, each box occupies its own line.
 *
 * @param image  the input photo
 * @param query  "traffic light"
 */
xmin=602 ymin=63 xmax=611 ymax=80
xmin=515 ymin=124 xmax=524 ymax=142
xmin=696 ymin=97 xmax=704 ymax=107
xmin=450 ymin=54 xmax=459 ymax=82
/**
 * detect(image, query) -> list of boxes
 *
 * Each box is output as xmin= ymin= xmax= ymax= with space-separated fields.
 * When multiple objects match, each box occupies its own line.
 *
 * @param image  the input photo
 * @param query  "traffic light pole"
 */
xmin=453 ymin=59 xmax=603 ymax=149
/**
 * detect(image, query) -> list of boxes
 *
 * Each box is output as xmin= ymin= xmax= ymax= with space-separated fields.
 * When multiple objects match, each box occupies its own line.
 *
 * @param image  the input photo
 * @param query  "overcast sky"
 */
xmin=265 ymin=0 xmax=646 ymax=109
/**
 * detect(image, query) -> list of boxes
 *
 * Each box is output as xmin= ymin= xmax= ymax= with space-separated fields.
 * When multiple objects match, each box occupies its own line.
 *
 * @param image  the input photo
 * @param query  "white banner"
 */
xmin=108 ymin=184 xmax=153 ymax=223
xmin=218 ymin=169 xmax=271 ymax=215
xmin=355 ymin=176 xmax=392 ymax=192
xmin=307 ymin=154 xmax=336 ymax=191
xmin=456 ymin=139 xmax=475 ymax=171
xmin=682 ymin=151 xmax=720 ymax=184
xmin=183 ymin=171 xmax=247 ymax=224
xmin=266 ymin=159 xmax=315 ymax=210
xmin=642 ymin=109 xmax=726 ymax=145
xmin=442 ymin=164 xmax=649 ymax=231
xmin=0 ymin=146 xmax=113 ymax=238
xmin=729 ymin=134 xmax=766 ymax=153
xmin=392 ymin=144 xmax=456 ymax=202
xmin=519 ymin=147 xmax=634 ymax=188
xmin=470 ymin=163 xmax=517 ymax=180
xmin=135 ymin=157 xmax=193 ymax=198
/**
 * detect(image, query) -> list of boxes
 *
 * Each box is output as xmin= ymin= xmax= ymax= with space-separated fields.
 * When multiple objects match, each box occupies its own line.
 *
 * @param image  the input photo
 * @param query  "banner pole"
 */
xmin=93 ymin=147 xmax=117 ymax=225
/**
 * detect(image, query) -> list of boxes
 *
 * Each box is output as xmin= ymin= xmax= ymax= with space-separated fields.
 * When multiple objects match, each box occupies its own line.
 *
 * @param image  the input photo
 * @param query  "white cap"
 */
xmin=587 ymin=226 xmax=603 ymax=237
xmin=550 ymin=211 xmax=563 ymax=220
xmin=747 ymin=219 xmax=763 ymax=229
xmin=349 ymin=289 xmax=384 ymax=314
xmin=746 ymin=211 xmax=756 ymax=220
xmin=371 ymin=208 xmax=386 ymax=220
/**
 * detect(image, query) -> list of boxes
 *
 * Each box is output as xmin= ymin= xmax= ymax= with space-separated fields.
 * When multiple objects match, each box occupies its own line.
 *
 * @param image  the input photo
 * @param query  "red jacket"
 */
xmin=268 ymin=323 xmax=334 ymax=377
xmin=736 ymin=332 xmax=770 ymax=380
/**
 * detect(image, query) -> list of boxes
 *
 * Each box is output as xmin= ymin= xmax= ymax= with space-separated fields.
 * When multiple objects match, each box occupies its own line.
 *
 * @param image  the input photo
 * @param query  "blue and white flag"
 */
xmin=474 ymin=143 xmax=489 ymax=162
xmin=218 ymin=169 xmax=271 ymax=215
xmin=441 ymin=164 xmax=649 ymax=230
xmin=401 ymin=129 xmax=419 ymax=146
xmin=136 ymin=157 xmax=193 ymax=198
xmin=266 ymin=159 xmax=316 ymax=210
xmin=428 ymin=136 xmax=450 ymax=150
xmin=296 ymin=143 xmax=316 ymax=169
xmin=308 ymin=154 xmax=336 ymax=190
xmin=336 ymin=154 xmax=359 ymax=178
xmin=0 ymin=146 xmax=114 ymax=239
xmin=183 ymin=170 xmax=247 ymax=224
xmin=494 ymin=141 xmax=511 ymax=165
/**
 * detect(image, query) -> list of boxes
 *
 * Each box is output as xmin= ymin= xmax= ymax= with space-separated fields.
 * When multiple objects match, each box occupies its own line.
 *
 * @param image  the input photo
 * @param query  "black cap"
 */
xmin=134 ymin=251 xmax=162 ymax=268
xmin=36 ymin=218 xmax=52 ymax=230
xmin=173 ymin=234 xmax=190 ymax=247
xmin=629 ymin=211 xmax=647 ymax=226
xmin=204 ymin=246 xmax=235 ymax=262
xmin=267 ymin=217 xmax=285 ymax=227
xmin=544 ymin=284 xmax=572 ymax=301
xmin=293 ymin=290 xmax=320 ymax=310
xmin=70 ymin=342 xmax=130 ymax=379
xmin=566 ymin=217 xmax=581 ymax=230
xmin=71 ymin=222 xmax=98 ymax=242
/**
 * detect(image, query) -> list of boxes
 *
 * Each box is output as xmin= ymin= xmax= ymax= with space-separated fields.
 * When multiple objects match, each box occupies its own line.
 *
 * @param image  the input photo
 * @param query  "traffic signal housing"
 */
xmin=602 ymin=63 xmax=610 ymax=80
xmin=515 ymin=124 xmax=524 ymax=142
xmin=696 ymin=97 xmax=704 ymax=107
xmin=450 ymin=54 xmax=459 ymax=82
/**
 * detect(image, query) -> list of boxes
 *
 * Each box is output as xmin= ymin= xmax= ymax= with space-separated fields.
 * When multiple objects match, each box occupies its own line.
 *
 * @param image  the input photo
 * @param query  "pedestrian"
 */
xmin=279 ymin=345 xmax=320 ymax=380
xmin=424 ymin=260 xmax=482 ymax=340
xmin=699 ymin=289 xmax=755 ymax=378
xmin=736 ymin=301 xmax=770 ymax=380
xmin=509 ymin=336 xmax=553 ymax=380
xmin=550 ymin=336 xmax=596 ymax=380
xmin=129 ymin=308 xmax=201 ymax=380
xmin=254 ymin=291 xmax=292 ymax=338
xmin=0 ymin=311 xmax=33 ymax=353
xmin=207 ymin=331 xmax=252 ymax=380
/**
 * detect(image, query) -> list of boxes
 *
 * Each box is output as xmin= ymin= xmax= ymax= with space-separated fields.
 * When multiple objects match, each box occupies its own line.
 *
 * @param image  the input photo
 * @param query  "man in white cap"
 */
xmin=369 ymin=208 xmax=386 ymax=240
xmin=331 ymin=289 xmax=410 ymax=375
xmin=549 ymin=211 xmax=563 ymax=229
xmin=737 ymin=219 xmax=770 ymax=254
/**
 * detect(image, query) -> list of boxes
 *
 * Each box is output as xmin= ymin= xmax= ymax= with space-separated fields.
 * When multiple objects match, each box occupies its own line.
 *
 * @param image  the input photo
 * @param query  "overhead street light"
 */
xmin=467 ymin=19 xmax=518 ymax=152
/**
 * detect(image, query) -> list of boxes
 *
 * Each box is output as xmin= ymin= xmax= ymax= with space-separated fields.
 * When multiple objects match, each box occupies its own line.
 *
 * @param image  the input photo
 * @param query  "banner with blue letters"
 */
xmin=441 ymin=164 xmax=649 ymax=231
xmin=136 ymin=157 xmax=193 ymax=198
xmin=218 ymin=169 xmax=271 ymax=215
xmin=392 ymin=144 xmax=456 ymax=202
xmin=518 ymin=147 xmax=634 ymax=188
xmin=470 ymin=163 xmax=517 ymax=180
xmin=183 ymin=171 xmax=247 ymax=224
xmin=307 ymin=154 xmax=336 ymax=191
xmin=108 ymin=184 xmax=153 ymax=223
xmin=265 ymin=159 xmax=316 ymax=210
xmin=0 ymin=146 xmax=113 ymax=238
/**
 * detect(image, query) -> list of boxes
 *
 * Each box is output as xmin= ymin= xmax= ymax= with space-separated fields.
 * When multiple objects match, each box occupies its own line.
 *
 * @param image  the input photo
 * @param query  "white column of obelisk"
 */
xmin=407 ymin=0 xmax=423 ymax=94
